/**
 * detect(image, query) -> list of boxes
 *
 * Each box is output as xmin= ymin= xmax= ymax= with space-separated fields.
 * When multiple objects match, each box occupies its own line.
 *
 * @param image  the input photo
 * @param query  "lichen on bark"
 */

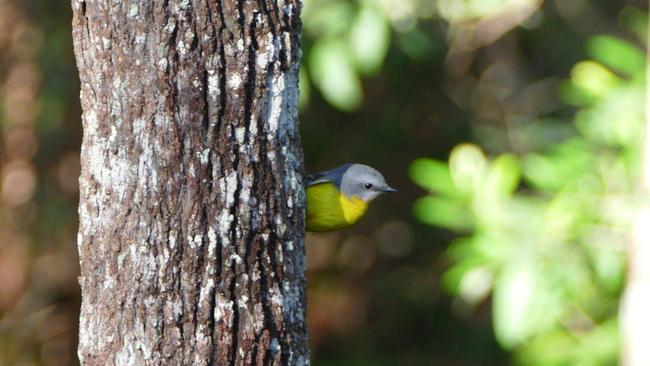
xmin=71 ymin=0 xmax=308 ymax=365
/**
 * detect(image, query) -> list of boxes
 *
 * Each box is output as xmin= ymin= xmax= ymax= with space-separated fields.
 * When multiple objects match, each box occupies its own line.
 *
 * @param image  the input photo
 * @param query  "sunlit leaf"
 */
xmin=571 ymin=61 xmax=622 ymax=99
xmin=587 ymin=35 xmax=646 ymax=78
xmin=458 ymin=265 xmax=493 ymax=304
xmin=413 ymin=196 xmax=472 ymax=231
xmin=559 ymin=79 xmax=598 ymax=106
xmin=589 ymin=242 xmax=626 ymax=294
xmin=409 ymin=158 xmax=459 ymax=197
xmin=441 ymin=256 xmax=486 ymax=294
xmin=472 ymin=230 xmax=522 ymax=263
xmin=302 ymin=0 xmax=355 ymax=38
xmin=309 ymin=40 xmax=363 ymax=111
xmin=349 ymin=2 xmax=390 ymax=75
xmin=449 ymin=144 xmax=487 ymax=194
xmin=517 ymin=318 xmax=620 ymax=365
xmin=483 ymin=154 xmax=521 ymax=198
xmin=445 ymin=237 xmax=477 ymax=261
xmin=522 ymin=139 xmax=594 ymax=192
xmin=575 ymin=87 xmax=645 ymax=148
xmin=493 ymin=263 xmax=537 ymax=348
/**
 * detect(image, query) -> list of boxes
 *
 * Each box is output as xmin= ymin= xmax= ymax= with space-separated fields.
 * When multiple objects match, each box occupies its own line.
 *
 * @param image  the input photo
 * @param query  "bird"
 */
xmin=305 ymin=163 xmax=397 ymax=232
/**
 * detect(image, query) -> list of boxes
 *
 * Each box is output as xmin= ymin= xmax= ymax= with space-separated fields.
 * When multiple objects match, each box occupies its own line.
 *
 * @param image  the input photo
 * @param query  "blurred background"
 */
xmin=0 ymin=0 xmax=647 ymax=365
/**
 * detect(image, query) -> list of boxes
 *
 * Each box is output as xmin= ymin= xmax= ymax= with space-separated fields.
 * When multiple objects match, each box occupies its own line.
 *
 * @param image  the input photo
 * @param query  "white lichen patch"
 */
xmin=224 ymin=171 xmax=238 ymax=206
xmin=136 ymin=341 xmax=152 ymax=360
xmin=128 ymin=4 xmax=139 ymax=18
xmin=168 ymin=230 xmax=178 ymax=249
xmin=199 ymin=278 xmax=215 ymax=304
xmin=188 ymin=163 xmax=196 ymax=178
xmin=184 ymin=28 xmax=194 ymax=43
xmin=218 ymin=209 xmax=234 ymax=242
xmin=256 ymin=33 xmax=276 ymax=69
xmin=237 ymin=295 xmax=249 ymax=308
xmin=158 ymin=58 xmax=168 ymax=71
xmin=230 ymin=253 xmax=242 ymax=265
xmin=103 ymin=273 xmax=115 ymax=289
xmin=239 ymin=179 xmax=252 ymax=213
xmin=188 ymin=234 xmax=203 ymax=249
xmin=228 ymin=74 xmax=242 ymax=89
xmin=269 ymin=286 xmax=283 ymax=306
xmin=177 ymin=40 xmax=188 ymax=57
xmin=135 ymin=33 xmax=146 ymax=44
xmin=102 ymin=37 xmax=111 ymax=49
xmin=198 ymin=149 xmax=210 ymax=165
xmin=224 ymin=44 xmax=234 ymax=57
xmin=208 ymin=228 xmax=217 ymax=255
xmin=178 ymin=0 xmax=190 ymax=10
xmin=214 ymin=295 xmax=233 ymax=322
xmin=235 ymin=127 xmax=246 ymax=144
xmin=117 ymin=250 xmax=128 ymax=270
xmin=208 ymin=72 xmax=220 ymax=97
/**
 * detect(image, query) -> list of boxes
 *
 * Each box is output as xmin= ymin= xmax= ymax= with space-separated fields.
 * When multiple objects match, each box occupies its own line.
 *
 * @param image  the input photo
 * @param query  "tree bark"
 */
xmin=71 ymin=1 xmax=307 ymax=365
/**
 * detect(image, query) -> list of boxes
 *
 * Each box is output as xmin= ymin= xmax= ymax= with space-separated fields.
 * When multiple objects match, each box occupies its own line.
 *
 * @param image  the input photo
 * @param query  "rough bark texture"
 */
xmin=71 ymin=0 xmax=307 ymax=365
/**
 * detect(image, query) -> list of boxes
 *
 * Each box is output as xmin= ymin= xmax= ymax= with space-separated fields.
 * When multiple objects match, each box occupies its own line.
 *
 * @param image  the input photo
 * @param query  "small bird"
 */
xmin=305 ymin=164 xmax=397 ymax=232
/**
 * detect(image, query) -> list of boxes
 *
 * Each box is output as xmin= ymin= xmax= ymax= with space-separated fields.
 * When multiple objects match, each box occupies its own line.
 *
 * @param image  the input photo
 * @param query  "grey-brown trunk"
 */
xmin=71 ymin=1 xmax=308 ymax=364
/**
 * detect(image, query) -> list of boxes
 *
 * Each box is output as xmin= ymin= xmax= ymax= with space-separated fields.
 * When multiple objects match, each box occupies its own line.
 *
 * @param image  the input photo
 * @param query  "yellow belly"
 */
xmin=306 ymin=183 xmax=368 ymax=232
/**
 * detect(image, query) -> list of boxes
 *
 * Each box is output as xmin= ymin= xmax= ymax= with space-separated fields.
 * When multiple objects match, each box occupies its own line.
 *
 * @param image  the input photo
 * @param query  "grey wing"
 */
xmin=305 ymin=172 xmax=332 ymax=186
xmin=305 ymin=164 xmax=351 ymax=187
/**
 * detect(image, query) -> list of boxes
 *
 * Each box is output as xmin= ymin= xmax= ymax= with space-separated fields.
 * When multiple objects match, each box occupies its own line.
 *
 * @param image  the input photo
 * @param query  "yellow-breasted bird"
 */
xmin=305 ymin=164 xmax=397 ymax=232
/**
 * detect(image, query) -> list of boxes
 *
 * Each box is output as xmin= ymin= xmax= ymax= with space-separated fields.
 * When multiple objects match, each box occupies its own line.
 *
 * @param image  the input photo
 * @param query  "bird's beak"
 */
xmin=382 ymin=186 xmax=398 ymax=193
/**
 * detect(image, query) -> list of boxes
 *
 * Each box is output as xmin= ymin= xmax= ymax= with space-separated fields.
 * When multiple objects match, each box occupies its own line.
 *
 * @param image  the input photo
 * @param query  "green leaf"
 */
xmin=302 ymin=0 xmax=355 ymax=38
xmin=570 ymin=61 xmax=622 ymax=99
xmin=309 ymin=40 xmax=363 ymax=111
xmin=409 ymin=158 xmax=459 ymax=197
xmin=522 ymin=139 xmax=593 ymax=192
xmin=559 ymin=79 xmax=598 ymax=106
xmin=449 ymin=144 xmax=487 ymax=194
xmin=441 ymin=257 xmax=485 ymax=295
xmin=575 ymin=87 xmax=645 ymax=148
xmin=349 ymin=3 xmax=390 ymax=75
xmin=398 ymin=28 xmax=436 ymax=61
xmin=483 ymin=154 xmax=521 ymax=198
xmin=493 ymin=263 xmax=538 ymax=348
xmin=413 ymin=196 xmax=472 ymax=231
xmin=619 ymin=6 xmax=648 ymax=42
xmin=517 ymin=318 xmax=620 ymax=365
xmin=458 ymin=265 xmax=493 ymax=304
xmin=587 ymin=35 xmax=646 ymax=78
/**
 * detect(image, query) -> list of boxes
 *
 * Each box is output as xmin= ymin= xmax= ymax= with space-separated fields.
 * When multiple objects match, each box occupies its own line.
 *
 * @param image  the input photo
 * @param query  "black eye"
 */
xmin=364 ymin=183 xmax=373 ymax=190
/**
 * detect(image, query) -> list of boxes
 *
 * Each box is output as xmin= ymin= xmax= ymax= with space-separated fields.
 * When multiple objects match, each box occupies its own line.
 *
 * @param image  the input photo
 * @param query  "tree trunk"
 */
xmin=71 ymin=1 xmax=307 ymax=365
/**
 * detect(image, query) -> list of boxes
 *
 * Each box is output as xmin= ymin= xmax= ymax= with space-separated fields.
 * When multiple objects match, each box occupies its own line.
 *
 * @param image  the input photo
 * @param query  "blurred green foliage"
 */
xmin=300 ymin=0 xmax=649 ymax=365
xmin=411 ymin=27 xmax=645 ymax=365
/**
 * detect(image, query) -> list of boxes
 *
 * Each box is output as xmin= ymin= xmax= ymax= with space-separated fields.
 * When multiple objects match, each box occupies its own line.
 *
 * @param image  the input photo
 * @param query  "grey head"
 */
xmin=307 ymin=163 xmax=397 ymax=202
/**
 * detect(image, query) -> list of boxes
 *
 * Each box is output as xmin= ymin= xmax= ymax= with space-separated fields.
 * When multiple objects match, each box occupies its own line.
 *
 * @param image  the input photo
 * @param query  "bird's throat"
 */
xmin=340 ymin=195 xmax=368 ymax=224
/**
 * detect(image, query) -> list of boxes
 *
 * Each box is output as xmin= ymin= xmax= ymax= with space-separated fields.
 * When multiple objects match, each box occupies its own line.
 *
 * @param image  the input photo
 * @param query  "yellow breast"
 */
xmin=306 ymin=182 xmax=368 ymax=232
